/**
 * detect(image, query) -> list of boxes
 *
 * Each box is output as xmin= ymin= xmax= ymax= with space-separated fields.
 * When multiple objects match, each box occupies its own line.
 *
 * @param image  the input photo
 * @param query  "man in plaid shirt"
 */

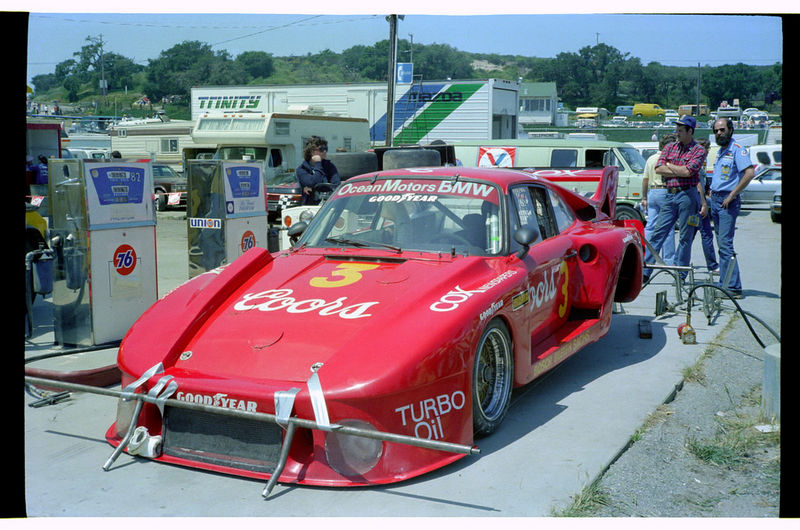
xmin=642 ymin=115 xmax=708 ymax=283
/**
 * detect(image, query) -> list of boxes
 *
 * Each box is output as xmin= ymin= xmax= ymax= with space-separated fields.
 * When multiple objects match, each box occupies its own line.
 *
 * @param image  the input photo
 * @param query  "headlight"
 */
xmin=324 ymin=419 xmax=383 ymax=477
xmin=299 ymin=209 xmax=315 ymax=223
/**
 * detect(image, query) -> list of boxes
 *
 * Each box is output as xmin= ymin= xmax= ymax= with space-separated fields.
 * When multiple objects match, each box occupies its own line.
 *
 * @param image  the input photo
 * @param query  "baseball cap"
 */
xmin=676 ymin=115 xmax=697 ymax=130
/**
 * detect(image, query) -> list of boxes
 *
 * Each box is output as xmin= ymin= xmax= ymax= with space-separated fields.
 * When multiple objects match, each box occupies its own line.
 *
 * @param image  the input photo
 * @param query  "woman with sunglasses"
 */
xmin=297 ymin=136 xmax=340 ymax=205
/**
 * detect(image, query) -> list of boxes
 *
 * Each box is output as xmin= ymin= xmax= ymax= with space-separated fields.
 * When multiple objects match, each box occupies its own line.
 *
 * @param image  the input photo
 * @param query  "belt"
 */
xmin=649 ymin=185 xmax=666 ymax=189
xmin=667 ymin=186 xmax=692 ymax=194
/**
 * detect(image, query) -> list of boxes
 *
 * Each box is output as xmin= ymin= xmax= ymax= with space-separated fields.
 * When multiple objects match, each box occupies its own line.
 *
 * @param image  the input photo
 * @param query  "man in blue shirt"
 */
xmin=710 ymin=118 xmax=755 ymax=298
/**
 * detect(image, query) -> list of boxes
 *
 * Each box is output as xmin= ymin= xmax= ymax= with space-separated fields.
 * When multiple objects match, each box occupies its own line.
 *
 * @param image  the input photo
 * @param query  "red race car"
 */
xmin=107 ymin=165 xmax=644 ymax=491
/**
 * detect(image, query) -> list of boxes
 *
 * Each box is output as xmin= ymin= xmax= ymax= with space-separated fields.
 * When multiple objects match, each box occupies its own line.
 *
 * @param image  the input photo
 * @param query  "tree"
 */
xmin=236 ymin=51 xmax=274 ymax=80
xmin=413 ymin=43 xmax=473 ymax=80
xmin=701 ymin=63 xmax=762 ymax=108
xmin=145 ymin=41 xmax=247 ymax=100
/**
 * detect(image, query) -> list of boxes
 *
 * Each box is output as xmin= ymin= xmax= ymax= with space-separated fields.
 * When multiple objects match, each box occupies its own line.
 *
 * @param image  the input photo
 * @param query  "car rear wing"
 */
xmin=519 ymin=166 xmax=618 ymax=221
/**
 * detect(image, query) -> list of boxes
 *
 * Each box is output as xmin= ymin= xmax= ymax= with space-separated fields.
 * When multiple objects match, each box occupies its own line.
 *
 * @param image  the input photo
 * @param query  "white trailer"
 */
xmin=191 ymin=79 xmax=520 ymax=145
xmin=109 ymin=119 xmax=215 ymax=173
xmin=188 ymin=110 xmax=371 ymax=224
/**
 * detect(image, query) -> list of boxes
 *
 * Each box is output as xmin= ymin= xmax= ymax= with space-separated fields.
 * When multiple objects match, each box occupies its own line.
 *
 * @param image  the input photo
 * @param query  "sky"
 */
xmin=25 ymin=11 xmax=784 ymax=88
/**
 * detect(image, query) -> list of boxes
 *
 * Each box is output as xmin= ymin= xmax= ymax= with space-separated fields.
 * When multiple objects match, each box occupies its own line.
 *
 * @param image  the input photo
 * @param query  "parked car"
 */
xmin=770 ymin=183 xmax=781 ymax=223
xmin=66 ymin=148 xmax=110 ymax=159
xmin=153 ymin=164 xmax=187 ymax=211
xmin=664 ymin=110 xmax=680 ymax=122
xmin=741 ymin=108 xmax=761 ymax=120
xmin=105 ymin=166 xmax=645 ymax=489
xmin=741 ymin=166 xmax=781 ymax=204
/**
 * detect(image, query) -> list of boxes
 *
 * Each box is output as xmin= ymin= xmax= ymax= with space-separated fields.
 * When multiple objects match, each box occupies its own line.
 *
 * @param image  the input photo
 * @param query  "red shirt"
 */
xmin=656 ymin=140 xmax=707 ymax=188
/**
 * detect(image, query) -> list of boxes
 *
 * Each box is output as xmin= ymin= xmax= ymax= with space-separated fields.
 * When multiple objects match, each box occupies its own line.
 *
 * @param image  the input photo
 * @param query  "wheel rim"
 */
xmin=475 ymin=327 xmax=511 ymax=421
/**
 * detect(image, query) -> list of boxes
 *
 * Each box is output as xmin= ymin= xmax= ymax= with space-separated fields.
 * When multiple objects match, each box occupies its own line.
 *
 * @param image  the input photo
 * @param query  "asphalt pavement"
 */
xmin=22 ymin=206 xmax=781 ymax=517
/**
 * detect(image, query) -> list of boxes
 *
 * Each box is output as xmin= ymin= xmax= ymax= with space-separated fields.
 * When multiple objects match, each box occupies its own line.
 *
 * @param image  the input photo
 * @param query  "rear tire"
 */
xmin=615 ymin=204 xmax=644 ymax=223
xmin=472 ymin=319 xmax=513 ymax=438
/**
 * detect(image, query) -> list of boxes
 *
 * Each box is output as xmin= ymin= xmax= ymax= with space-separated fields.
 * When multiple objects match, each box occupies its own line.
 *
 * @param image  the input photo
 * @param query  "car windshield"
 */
xmin=613 ymin=147 xmax=647 ymax=174
xmin=298 ymin=177 xmax=504 ymax=256
xmin=154 ymin=165 xmax=181 ymax=178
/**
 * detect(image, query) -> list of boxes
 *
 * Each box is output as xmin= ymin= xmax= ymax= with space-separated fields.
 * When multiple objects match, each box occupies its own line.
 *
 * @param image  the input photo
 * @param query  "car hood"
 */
xmin=123 ymin=247 xmax=509 ymax=385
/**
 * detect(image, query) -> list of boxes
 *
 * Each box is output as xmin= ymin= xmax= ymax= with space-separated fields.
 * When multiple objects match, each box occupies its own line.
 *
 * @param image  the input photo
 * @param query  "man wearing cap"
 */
xmin=642 ymin=115 xmax=707 ymax=283
xmin=709 ymin=118 xmax=755 ymax=298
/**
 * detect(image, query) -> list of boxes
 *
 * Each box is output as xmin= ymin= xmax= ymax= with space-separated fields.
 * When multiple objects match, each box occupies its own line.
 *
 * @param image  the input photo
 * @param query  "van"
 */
xmin=750 ymin=144 xmax=781 ymax=167
xmin=679 ymin=104 xmax=709 ymax=116
xmin=628 ymin=142 xmax=659 ymax=161
xmin=632 ymin=103 xmax=665 ymax=118
xmin=452 ymin=138 xmax=648 ymax=221
xmin=615 ymin=105 xmax=633 ymax=117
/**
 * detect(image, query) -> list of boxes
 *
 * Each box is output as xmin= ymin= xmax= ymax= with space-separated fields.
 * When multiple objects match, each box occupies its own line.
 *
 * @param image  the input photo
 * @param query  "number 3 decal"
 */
xmin=557 ymin=260 xmax=569 ymax=318
xmin=310 ymin=263 xmax=380 ymax=288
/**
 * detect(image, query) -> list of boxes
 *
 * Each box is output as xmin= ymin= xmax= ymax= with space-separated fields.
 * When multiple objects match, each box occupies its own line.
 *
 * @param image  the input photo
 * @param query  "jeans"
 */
xmin=644 ymin=187 xmax=700 ymax=278
xmin=698 ymin=211 xmax=718 ymax=271
xmin=644 ymin=188 xmax=676 ymax=265
xmin=710 ymin=192 xmax=742 ymax=291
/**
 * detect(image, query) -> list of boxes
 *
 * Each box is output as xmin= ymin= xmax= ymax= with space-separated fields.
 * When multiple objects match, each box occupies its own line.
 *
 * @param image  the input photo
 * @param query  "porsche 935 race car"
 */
xmin=106 ymin=165 xmax=644 ymax=489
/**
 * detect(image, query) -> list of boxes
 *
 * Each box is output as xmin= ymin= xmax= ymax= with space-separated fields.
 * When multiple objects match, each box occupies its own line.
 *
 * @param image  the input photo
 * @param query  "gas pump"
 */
xmin=186 ymin=159 xmax=268 ymax=278
xmin=49 ymin=159 xmax=158 ymax=346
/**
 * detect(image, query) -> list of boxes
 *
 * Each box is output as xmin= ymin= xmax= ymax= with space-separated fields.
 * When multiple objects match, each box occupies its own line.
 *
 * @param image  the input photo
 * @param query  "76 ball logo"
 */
xmin=241 ymin=231 xmax=256 ymax=253
xmin=113 ymin=244 xmax=137 ymax=275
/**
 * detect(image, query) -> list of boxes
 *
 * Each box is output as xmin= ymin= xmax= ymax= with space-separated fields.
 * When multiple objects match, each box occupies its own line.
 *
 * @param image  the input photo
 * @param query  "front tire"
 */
xmin=472 ymin=320 xmax=514 ymax=438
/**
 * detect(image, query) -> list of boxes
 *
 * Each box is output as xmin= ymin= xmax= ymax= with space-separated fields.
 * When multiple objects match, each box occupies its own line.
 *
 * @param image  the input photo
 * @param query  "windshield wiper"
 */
xmin=325 ymin=236 xmax=401 ymax=253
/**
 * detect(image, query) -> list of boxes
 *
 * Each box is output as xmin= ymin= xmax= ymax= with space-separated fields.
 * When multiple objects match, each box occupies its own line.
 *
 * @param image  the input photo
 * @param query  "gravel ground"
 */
xmin=570 ymin=312 xmax=782 ymax=517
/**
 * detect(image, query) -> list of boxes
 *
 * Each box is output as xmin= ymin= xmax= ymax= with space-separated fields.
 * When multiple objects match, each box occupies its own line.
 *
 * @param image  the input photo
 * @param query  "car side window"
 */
xmin=586 ymin=149 xmax=607 ymax=168
xmin=551 ymin=149 xmax=577 ymax=167
xmin=511 ymin=185 xmax=558 ymax=241
xmin=547 ymin=189 xmax=575 ymax=233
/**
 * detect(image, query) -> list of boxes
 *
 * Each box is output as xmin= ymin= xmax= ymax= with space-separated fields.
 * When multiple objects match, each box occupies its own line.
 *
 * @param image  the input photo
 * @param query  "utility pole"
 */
xmin=385 ymin=15 xmax=403 ymax=147
xmin=696 ymin=62 xmax=701 ymax=116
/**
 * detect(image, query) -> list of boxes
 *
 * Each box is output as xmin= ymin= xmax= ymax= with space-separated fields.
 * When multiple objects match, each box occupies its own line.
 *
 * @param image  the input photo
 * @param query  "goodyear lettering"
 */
xmin=176 ymin=392 xmax=257 ymax=412
xmin=480 ymin=300 xmax=503 ymax=321
xmin=234 ymin=289 xmax=378 ymax=319
xmin=369 ymin=193 xmax=437 ymax=203
xmin=395 ymin=391 xmax=466 ymax=440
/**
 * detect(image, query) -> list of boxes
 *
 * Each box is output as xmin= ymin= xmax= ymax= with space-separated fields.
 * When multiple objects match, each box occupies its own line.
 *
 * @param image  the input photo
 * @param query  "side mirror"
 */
xmin=513 ymin=226 xmax=540 ymax=259
xmin=287 ymin=221 xmax=308 ymax=246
